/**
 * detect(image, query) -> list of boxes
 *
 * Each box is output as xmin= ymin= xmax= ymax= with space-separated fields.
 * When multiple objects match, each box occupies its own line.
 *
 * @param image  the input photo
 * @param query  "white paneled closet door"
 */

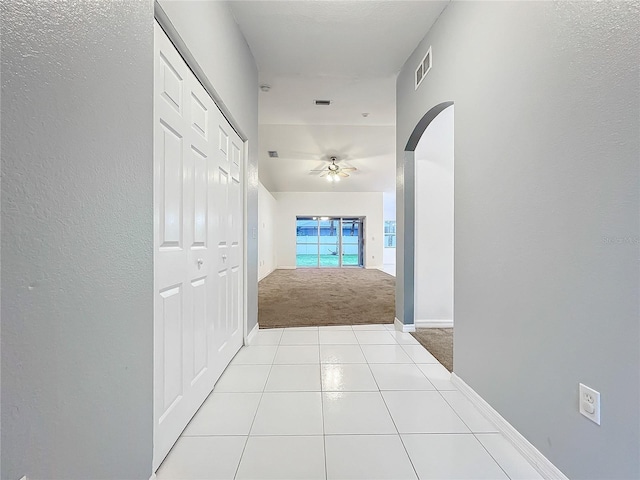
xmin=153 ymin=22 xmax=244 ymax=470
xmin=212 ymin=106 xmax=244 ymax=383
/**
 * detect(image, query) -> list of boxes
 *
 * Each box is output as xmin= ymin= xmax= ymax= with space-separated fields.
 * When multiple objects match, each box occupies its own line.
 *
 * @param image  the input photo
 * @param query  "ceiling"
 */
xmin=229 ymin=0 xmax=449 ymax=193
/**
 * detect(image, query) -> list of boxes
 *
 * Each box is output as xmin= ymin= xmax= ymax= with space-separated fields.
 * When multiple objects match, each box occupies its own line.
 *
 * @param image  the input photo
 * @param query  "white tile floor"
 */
xmin=157 ymin=324 xmax=543 ymax=480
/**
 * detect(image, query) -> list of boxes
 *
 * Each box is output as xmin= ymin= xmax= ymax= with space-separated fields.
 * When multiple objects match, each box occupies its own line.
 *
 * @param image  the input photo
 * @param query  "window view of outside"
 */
xmin=341 ymin=218 xmax=360 ymax=266
xmin=295 ymin=218 xmax=319 ymax=266
xmin=318 ymin=218 xmax=339 ymax=267
xmin=384 ymin=220 xmax=396 ymax=248
xmin=296 ymin=217 xmax=363 ymax=267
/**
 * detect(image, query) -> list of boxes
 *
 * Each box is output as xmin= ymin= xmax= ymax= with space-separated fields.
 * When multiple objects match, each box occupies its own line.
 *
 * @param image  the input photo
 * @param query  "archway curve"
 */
xmin=406 ymin=101 xmax=454 ymax=152
xmin=396 ymin=101 xmax=454 ymax=330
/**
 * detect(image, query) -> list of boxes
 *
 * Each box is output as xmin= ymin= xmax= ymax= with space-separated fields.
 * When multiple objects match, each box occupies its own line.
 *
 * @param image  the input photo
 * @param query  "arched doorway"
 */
xmin=396 ymin=101 xmax=454 ymax=332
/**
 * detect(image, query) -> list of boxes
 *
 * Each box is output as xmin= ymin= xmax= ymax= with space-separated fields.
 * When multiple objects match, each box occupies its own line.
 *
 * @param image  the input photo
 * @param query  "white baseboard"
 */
xmin=258 ymin=267 xmax=276 ymax=282
xmin=394 ymin=317 xmax=416 ymax=332
xmin=415 ymin=319 xmax=454 ymax=328
xmin=245 ymin=322 xmax=259 ymax=345
xmin=365 ymin=265 xmax=384 ymax=270
xmin=278 ymin=265 xmax=296 ymax=270
xmin=451 ymin=373 xmax=568 ymax=480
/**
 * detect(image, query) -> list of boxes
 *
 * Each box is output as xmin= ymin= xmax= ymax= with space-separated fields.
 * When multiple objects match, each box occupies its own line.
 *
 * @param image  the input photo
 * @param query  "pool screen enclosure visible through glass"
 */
xmin=296 ymin=217 xmax=364 ymax=268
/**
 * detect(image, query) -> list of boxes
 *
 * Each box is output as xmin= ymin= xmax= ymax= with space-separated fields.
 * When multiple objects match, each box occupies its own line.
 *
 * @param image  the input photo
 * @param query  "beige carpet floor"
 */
xmin=411 ymin=328 xmax=453 ymax=372
xmin=258 ymin=268 xmax=395 ymax=328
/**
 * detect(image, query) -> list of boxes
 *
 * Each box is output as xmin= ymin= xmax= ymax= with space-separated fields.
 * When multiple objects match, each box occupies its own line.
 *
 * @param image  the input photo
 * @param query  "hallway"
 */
xmin=4 ymin=1 xmax=638 ymax=478
xmin=156 ymin=324 xmax=541 ymax=479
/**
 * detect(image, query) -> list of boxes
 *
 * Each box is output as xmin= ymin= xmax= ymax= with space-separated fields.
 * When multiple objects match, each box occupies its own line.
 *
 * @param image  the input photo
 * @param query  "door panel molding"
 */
xmin=153 ymin=22 xmax=244 ymax=472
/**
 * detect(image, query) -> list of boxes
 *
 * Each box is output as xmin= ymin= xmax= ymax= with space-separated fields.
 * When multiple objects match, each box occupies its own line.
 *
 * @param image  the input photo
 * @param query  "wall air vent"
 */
xmin=268 ymin=150 xmax=279 ymax=158
xmin=314 ymin=100 xmax=331 ymax=106
xmin=415 ymin=46 xmax=432 ymax=90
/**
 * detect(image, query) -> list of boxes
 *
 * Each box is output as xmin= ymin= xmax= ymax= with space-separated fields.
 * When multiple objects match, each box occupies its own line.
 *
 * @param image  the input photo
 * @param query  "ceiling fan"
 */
xmin=310 ymin=157 xmax=357 ymax=182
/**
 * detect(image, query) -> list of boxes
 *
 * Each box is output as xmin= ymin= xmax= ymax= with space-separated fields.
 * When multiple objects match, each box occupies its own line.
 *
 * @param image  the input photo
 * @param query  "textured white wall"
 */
xmin=397 ymin=2 xmax=639 ymax=478
xmin=258 ymin=182 xmax=278 ymax=280
xmin=158 ymin=0 xmax=260 ymax=333
xmin=273 ymin=192 xmax=384 ymax=269
xmin=414 ymin=106 xmax=454 ymax=324
xmin=1 ymin=1 xmax=154 ymax=478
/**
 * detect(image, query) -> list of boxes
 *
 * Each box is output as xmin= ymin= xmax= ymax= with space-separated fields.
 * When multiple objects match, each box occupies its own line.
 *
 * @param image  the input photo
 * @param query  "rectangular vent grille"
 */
xmin=314 ymin=100 xmax=331 ymax=106
xmin=268 ymin=150 xmax=279 ymax=158
xmin=415 ymin=46 xmax=432 ymax=90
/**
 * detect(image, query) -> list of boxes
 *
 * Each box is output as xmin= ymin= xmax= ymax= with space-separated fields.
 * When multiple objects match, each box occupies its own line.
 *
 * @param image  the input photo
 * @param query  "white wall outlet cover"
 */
xmin=579 ymin=383 xmax=601 ymax=425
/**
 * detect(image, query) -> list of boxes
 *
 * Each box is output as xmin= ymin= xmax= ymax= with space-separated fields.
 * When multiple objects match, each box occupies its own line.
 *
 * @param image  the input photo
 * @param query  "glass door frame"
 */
xmin=295 ymin=216 xmax=364 ymax=268
xmin=340 ymin=217 xmax=363 ymax=267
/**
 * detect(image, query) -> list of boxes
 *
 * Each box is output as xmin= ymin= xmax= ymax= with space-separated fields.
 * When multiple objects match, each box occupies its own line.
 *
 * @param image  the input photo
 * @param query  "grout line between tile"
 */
xmin=472 ymin=432 xmax=513 ymax=479
xmin=319 ymin=366 xmax=328 ymax=479
xmin=357 ymin=337 xmax=404 ymax=435
xmin=397 ymin=434 xmax=422 ymax=480
xmin=232 ymin=345 xmax=277 ymax=480
xmin=361 ymin=335 xmax=421 ymax=480
xmin=438 ymin=389 xmax=499 ymax=435
xmin=413 ymin=363 xmax=438 ymax=390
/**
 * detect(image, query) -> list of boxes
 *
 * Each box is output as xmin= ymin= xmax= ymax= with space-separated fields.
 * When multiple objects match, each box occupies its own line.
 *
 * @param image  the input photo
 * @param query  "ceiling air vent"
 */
xmin=268 ymin=150 xmax=279 ymax=158
xmin=314 ymin=100 xmax=331 ymax=106
xmin=415 ymin=46 xmax=432 ymax=90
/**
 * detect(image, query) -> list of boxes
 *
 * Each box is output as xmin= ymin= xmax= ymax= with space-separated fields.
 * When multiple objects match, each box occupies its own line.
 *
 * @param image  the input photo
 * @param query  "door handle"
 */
xmin=197 ymin=258 xmax=204 ymax=268
xmin=222 ymin=254 xmax=227 ymax=262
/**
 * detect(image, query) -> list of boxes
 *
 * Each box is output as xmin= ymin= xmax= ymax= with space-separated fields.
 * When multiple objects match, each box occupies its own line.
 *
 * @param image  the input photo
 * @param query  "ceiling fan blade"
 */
xmin=310 ymin=169 xmax=326 ymax=172
xmin=338 ymin=172 xmax=349 ymax=177
xmin=340 ymin=167 xmax=357 ymax=172
xmin=319 ymin=171 xmax=329 ymax=177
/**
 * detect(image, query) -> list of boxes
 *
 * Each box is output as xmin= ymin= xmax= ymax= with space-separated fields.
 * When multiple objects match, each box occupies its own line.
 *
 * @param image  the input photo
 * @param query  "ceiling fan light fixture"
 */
xmin=312 ymin=155 xmax=356 ymax=182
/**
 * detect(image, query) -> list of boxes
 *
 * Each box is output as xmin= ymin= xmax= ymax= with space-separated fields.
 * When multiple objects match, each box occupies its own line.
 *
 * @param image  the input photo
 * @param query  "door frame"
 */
xmin=153 ymin=4 xmax=249 ymax=471
xmin=397 ymin=101 xmax=453 ymax=331
xmin=295 ymin=216 xmax=365 ymax=268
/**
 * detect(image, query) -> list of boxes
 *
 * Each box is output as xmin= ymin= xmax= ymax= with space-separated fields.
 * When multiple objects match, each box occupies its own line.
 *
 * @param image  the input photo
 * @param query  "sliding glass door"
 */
xmin=296 ymin=217 xmax=364 ymax=268
xmin=319 ymin=218 xmax=340 ymax=267
xmin=296 ymin=218 xmax=319 ymax=267
xmin=341 ymin=218 xmax=362 ymax=267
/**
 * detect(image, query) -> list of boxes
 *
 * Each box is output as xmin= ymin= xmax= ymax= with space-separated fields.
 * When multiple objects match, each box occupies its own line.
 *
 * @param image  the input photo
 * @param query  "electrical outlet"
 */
xmin=579 ymin=383 xmax=601 ymax=425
